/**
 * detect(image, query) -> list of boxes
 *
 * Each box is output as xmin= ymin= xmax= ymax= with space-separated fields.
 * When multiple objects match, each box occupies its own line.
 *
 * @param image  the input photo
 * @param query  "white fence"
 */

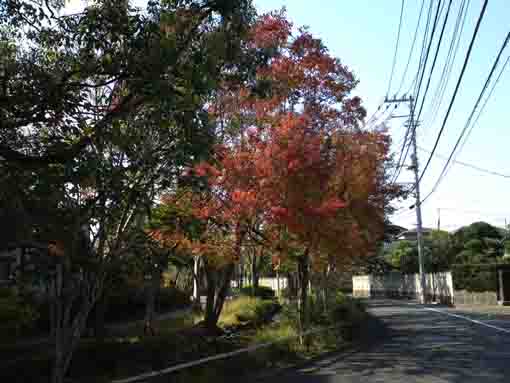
xmin=353 ymin=271 xmax=454 ymax=305
xmin=231 ymin=277 xmax=288 ymax=296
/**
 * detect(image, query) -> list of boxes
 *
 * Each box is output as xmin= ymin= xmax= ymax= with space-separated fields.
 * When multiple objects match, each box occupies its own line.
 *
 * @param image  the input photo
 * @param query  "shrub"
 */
xmin=219 ymin=296 xmax=279 ymax=327
xmin=0 ymin=289 xmax=39 ymax=341
xmin=157 ymin=287 xmax=190 ymax=312
xmin=452 ymin=264 xmax=499 ymax=292
xmin=239 ymin=285 xmax=275 ymax=300
xmin=105 ymin=286 xmax=189 ymax=322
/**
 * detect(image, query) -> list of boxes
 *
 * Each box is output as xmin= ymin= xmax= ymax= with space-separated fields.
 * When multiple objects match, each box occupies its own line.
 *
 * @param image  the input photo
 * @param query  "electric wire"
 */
xmin=418 ymin=0 xmax=489 ymax=184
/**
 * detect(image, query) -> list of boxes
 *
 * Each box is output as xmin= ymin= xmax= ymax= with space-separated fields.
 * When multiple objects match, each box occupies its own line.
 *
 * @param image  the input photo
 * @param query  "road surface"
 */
xmin=260 ymin=299 xmax=510 ymax=382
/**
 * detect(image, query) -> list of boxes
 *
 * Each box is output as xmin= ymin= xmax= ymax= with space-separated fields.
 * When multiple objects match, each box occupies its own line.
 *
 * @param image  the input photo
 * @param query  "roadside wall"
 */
xmin=258 ymin=277 xmax=288 ymax=293
xmin=453 ymin=290 xmax=498 ymax=305
xmin=353 ymin=271 xmax=454 ymax=305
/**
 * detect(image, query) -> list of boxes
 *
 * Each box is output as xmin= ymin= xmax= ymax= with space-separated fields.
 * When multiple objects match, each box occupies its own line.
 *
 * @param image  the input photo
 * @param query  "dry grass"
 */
xmin=219 ymin=296 xmax=276 ymax=327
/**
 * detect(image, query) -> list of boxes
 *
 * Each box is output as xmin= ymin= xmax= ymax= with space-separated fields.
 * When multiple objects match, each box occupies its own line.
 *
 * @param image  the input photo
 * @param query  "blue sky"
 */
xmin=65 ymin=0 xmax=510 ymax=231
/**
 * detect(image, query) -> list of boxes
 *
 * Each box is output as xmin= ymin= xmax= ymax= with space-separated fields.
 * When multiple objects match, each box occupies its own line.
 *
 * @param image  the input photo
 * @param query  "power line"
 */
xmin=391 ymin=1 xmax=437 ymax=184
xmin=419 ymin=0 xmax=470 ymax=135
xmin=454 ymin=54 xmax=510 ymax=166
xmin=439 ymin=207 xmax=510 ymax=218
xmin=387 ymin=0 xmax=405 ymax=96
xmin=411 ymin=0 xmax=436 ymax=97
xmin=367 ymin=101 xmax=404 ymax=131
xmin=417 ymin=145 xmax=510 ymax=179
xmin=395 ymin=0 xmax=444 ymax=185
xmin=414 ymin=0 xmax=444 ymax=113
xmin=418 ymin=0 xmax=489 ymax=184
xmin=415 ymin=0 xmax=454 ymax=122
xmin=363 ymin=98 xmax=384 ymax=128
xmin=420 ymin=52 xmax=510 ymax=204
xmin=396 ymin=0 xmax=426 ymax=94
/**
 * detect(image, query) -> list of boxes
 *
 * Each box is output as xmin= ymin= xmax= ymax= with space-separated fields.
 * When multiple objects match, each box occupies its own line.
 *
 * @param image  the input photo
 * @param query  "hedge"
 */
xmin=239 ymin=285 xmax=275 ymax=300
xmin=451 ymin=264 xmax=500 ymax=292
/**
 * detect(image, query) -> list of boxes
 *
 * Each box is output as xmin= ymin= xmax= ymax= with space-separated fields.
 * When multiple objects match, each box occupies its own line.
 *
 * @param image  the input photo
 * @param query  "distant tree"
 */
xmin=452 ymin=222 xmax=504 ymax=264
xmin=384 ymin=230 xmax=454 ymax=274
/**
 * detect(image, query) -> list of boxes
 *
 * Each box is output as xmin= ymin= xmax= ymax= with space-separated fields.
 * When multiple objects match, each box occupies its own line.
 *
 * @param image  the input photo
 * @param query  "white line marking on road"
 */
xmin=424 ymin=307 xmax=510 ymax=334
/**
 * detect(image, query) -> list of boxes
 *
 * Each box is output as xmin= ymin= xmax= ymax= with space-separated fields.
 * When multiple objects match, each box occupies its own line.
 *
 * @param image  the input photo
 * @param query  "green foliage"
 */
xmin=0 ymin=289 xmax=39 ymax=341
xmin=239 ymin=285 xmax=275 ymax=299
xmin=452 ymin=264 xmax=499 ymax=292
xmin=219 ymin=296 xmax=279 ymax=327
xmin=384 ymin=240 xmax=419 ymax=273
xmin=105 ymin=287 xmax=189 ymax=323
xmin=327 ymin=293 xmax=367 ymax=325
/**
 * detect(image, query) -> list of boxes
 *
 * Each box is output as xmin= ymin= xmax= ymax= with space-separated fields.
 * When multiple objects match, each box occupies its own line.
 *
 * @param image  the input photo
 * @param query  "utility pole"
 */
xmin=437 ymin=208 xmax=441 ymax=231
xmin=385 ymin=95 xmax=426 ymax=304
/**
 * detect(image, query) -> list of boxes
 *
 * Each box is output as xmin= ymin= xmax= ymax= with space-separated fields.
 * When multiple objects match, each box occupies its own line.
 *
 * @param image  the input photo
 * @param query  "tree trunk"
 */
xmin=238 ymin=256 xmax=244 ymax=289
xmin=322 ymin=265 xmax=330 ymax=313
xmin=192 ymin=256 xmax=200 ymax=303
xmin=204 ymin=264 xmax=217 ymax=331
xmin=276 ymin=271 xmax=280 ymax=297
xmin=144 ymin=268 xmax=160 ymax=336
xmin=52 ymin=265 xmax=102 ymax=383
xmin=203 ymin=263 xmax=235 ymax=332
xmin=297 ymin=250 xmax=310 ymax=342
xmin=251 ymin=254 xmax=259 ymax=292
xmin=90 ymin=294 xmax=108 ymax=339
xmin=52 ymin=264 xmax=64 ymax=383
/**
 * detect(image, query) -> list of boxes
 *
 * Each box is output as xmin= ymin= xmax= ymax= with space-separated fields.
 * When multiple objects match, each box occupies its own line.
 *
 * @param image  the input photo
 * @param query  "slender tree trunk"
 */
xmin=52 ymin=267 xmax=102 ymax=383
xmin=297 ymin=250 xmax=310 ymax=343
xmin=144 ymin=268 xmax=160 ymax=336
xmin=52 ymin=264 xmax=64 ymax=383
xmin=213 ymin=263 xmax=235 ymax=320
xmin=238 ymin=256 xmax=244 ymax=289
xmin=93 ymin=294 xmax=108 ymax=339
xmin=251 ymin=254 xmax=259 ymax=292
xmin=204 ymin=227 xmax=244 ymax=332
xmin=204 ymin=264 xmax=217 ymax=331
xmin=203 ymin=262 xmax=236 ymax=331
xmin=322 ymin=265 xmax=330 ymax=313
xmin=276 ymin=271 xmax=280 ymax=297
xmin=192 ymin=256 xmax=200 ymax=303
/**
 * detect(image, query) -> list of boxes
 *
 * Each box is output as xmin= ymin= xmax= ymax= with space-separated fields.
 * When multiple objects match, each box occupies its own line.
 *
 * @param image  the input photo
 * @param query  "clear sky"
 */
xmin=65 ymin=0 xmax=510 ymax=231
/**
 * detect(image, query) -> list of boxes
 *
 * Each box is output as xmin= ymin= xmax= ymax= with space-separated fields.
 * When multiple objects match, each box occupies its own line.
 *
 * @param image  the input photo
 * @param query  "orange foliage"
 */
xmin=154 ymin=11 xmax=396 ymax=270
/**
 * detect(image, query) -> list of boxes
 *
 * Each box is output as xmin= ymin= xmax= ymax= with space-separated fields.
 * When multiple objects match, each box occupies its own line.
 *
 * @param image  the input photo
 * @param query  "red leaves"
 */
xmin=194 ymin=162 xmax=221 ymax=178
xmin=250 ymin=11 xmax=292 ymax=49
xmin=151 ymin=11 xmax=397 ymax=269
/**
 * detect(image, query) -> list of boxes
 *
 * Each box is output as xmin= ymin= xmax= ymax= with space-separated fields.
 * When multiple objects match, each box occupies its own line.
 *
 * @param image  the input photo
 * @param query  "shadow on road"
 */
xmin=263 ymin=300 xmax=510 ymax=383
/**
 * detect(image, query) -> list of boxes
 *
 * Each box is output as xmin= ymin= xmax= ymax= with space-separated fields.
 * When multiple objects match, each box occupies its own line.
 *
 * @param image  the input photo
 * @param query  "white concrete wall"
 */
xmin=352 ymin=275 xmax=371 ymax=297
xmin=353 ymin=271 xmax=454 ymax=304
xmin=231 ymin=276 xmax=288 ymax=296
xmin=258 ymin=277 xmax=288 ymax=294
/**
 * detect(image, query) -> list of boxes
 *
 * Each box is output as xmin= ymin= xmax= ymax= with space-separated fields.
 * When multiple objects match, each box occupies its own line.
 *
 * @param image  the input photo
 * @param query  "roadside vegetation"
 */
xmin=0 ymin=1 xmax=401 ymax=382
xmin=1 ymin=289 xmax=368 ymax=383
xmin=383 ymin=221 xmax=510 ymax=292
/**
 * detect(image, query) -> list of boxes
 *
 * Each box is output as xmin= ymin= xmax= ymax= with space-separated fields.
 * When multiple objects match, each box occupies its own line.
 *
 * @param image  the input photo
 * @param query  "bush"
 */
xmin=452 ymin=264 xmax=499 ymax=292
xmin=0 ymin=289 xmax=39 ymax=341
xmin=157 ymin=287 xmax=190 ymax=312
xmin=105 ymin=286 xmax=189 ymax=322
xmin=239 ymin=285 xmax=275 ymax=300
xmin=220 ymin=297 xmax=280 ymax=327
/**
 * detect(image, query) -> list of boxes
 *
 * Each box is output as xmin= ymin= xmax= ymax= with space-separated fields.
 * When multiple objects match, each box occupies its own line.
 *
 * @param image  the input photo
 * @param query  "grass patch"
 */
xmin=219 ymin=296 xmax=278 ymax=327
xmin=1 ymin=293 xmax=367 ymax=383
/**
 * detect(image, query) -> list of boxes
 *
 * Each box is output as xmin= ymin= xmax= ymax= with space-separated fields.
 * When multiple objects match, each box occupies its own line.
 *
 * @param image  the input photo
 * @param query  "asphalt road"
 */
xmin=260 ymin=299 xmax=510 ymax=382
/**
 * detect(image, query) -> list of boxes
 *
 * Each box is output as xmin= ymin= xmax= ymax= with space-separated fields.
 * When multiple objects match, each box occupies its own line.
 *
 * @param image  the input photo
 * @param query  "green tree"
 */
xmin=384 ymin=230 xmax=454 ymax=274
xmin=452 ymin=222 xmax=504 ymax=264
xmin=1 ymin=1 xmax=255 ymax=382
